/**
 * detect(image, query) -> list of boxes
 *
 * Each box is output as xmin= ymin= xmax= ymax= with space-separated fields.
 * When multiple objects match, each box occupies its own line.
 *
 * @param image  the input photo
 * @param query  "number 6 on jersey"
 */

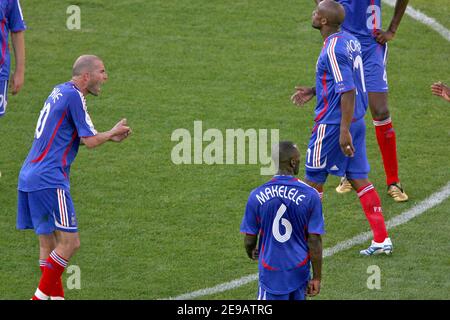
xmin=272 ymin=204 xmax=292 ymax=243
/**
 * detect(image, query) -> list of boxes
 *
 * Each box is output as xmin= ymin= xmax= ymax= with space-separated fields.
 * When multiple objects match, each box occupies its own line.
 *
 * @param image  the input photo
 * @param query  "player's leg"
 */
xmin=346 ymin=119 xmax=391 ymax=255
xmin=363 ymin=41 xmax=407 ymax=202
xmin=30 ymin=189 xmax=79 ymax=300
xmin=369 ymin=92 xmax=407 ymax=200
xmin=348 ymin=178 xmax=392 ymax=256
xmin=0 ymin=80 xmax=7 ymax=177
xmin=38 ymin=233 xmax=65 ymax=300
xmin=0 ymin=80 xmax=8 ymax=117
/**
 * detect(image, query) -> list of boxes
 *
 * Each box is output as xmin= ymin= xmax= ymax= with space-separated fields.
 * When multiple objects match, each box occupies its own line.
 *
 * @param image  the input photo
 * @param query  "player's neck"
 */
xmin=71 ymin=79 xmax=89 ymax=96
xmin=321 ymin=26 xmax=341 ymax=41
xmin=276 ymin=170 xmax=294 ymax=176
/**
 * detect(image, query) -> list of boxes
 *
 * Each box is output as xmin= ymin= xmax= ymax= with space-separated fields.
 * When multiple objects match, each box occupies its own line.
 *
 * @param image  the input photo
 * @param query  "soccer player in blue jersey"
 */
xmin=431 ymin=82 xmax=450 ymax=103
xmin=17 ymin=55 xmax=132 ymax=300
xmin=0 ymin=0 xmax=26 ymax=116
xmin=294 ymin=0 xmax=409 ymax=202
xmin=241 ymin=141 xmax=324 ymax=300
xmin=292 ymin=0 xmax=393 ymax=255
xmin=0 ymin=0 xmax=26 ymax=177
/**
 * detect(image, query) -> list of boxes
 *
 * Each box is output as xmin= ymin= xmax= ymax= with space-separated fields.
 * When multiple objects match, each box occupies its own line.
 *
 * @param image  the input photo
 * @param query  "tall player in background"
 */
xmin=17 ymin=55 xmax=132 ymax=300
xmin=293 ymin=0 xmax=409 ymax=202
xmin=241 ymin=141 xmax=324 ymax=300
xmin=293 ymin=0 xmax=393 ymax=255
xmin=0 ymin=0 xmax=26 ymax=177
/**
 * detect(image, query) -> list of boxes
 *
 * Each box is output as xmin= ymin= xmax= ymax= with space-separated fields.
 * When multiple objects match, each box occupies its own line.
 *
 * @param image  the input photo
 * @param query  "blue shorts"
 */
xmin=359 ymin=37 xmax=388 ymax=92
xmin=305 ymin=118 xmax=370 ymax=184
xmin=0 ymin=80 xmax=9 ymax=117
xmin=257 ymin=284 xmax=306 ymax=301
xmin=17 ymin=188 xmax=78 ymax=235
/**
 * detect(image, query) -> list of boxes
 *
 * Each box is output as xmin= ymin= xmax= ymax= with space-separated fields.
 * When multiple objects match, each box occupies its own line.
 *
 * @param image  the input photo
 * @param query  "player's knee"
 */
xmin=370 ymin=105 xmax=390 ymax=120
xmin=71 ymin=237 xmax=81 ymax=252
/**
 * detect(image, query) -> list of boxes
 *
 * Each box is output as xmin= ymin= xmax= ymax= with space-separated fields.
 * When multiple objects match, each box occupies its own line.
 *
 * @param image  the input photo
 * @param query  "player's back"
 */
xmin=18 ymin=82 xmax=94 ymax=192
xmin=241 ymin=175 xmax=324 ymax=293
xmin=338 ymin=0 xmax=382 ymax=39
xmin=249 ymin=176 xmax=321 ymax=270
xmin=314 ymin=31 xmax=368 ymax=125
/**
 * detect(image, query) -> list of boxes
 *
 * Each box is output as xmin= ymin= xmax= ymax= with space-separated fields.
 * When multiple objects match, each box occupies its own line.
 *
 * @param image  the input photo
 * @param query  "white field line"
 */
xmin=167 ymin=182 xmax=450 ymax=300
xmin=166 ymin=4 xmax=450 ymax=301
xmin=382 ymin=0 xmax=450 ymax=42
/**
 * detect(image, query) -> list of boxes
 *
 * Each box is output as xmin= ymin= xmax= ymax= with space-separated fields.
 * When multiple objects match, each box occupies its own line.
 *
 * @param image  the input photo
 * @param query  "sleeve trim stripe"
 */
xmin=327 ymin=37 xmax=343 ymax=83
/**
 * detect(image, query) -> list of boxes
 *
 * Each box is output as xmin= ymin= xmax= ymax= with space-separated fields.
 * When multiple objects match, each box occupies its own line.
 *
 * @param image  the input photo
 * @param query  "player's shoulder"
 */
xmin=60 ymin=82 xmax=86 ymax=106
xmin=291 ymin=178 xmax=321 ymax=198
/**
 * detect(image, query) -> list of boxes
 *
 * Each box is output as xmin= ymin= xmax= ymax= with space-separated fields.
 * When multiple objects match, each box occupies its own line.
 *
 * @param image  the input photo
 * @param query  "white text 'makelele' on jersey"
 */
xmin=314 ymin=31 xmax=368 ymax=125
xmin=18 ymin=82 xmax=97 ymax=192
xmin=240 ymin=176 xmax=325 ymax=294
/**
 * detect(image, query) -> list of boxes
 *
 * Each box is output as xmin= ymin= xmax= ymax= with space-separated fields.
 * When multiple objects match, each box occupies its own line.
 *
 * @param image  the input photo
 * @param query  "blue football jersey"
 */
xmin=338 ymin=0 xmax=382 ymax=38
xmin=0 ymin=0 xmax=26 ymax=80
xmin=314 ymin=31 xmax=368 ymax=125
xmin=18 ymin=82 xmax=97 ymax=192
xmin=240 ymin=175 xmax=324 ymax=294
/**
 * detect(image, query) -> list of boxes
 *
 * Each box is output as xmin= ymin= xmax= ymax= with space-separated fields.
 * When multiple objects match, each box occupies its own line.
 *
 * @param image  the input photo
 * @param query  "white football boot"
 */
xmin=360 ymin=237 xmax=393 ymax=256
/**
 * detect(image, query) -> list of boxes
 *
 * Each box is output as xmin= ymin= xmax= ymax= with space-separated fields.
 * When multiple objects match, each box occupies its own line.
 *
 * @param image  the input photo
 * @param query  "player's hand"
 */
xmin=110 ymin=118 xmax=132 ymax=142
xmin=374 ymin=29 xmax=395 ymax=45
xmin=339 ymin=129 xmax=355 ymax=157
xmin=307 ymin=279 xmax=321 ymax=297
xmin=10 ymin=70 xmax=25 ymax=95
xmin=431 ymin=82 xmax=450 ymax=102
xmin=291 ymin=86 xmax=315 ymax=107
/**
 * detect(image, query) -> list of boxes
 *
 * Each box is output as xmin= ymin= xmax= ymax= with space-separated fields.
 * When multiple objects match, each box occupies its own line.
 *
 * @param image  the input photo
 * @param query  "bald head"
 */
xmin=272 ymin=141 xmax=301 ymax=175
xmin=72 ymin=55 xmax=103 ymax=77
xmin=312 ymin=0 xmax=345 ymax=30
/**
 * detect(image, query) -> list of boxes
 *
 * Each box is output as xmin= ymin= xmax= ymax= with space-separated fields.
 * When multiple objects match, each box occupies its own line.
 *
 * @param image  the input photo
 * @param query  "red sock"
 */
xmin=32 ymin=251 xmax=68 ymax=300
xmin=39 ymin=259 xmax=65 ymax=299
xmin=357 ymin=184 xmax=388 ymax=243
xmin=373 ymin=117 xmax=399 ymax=186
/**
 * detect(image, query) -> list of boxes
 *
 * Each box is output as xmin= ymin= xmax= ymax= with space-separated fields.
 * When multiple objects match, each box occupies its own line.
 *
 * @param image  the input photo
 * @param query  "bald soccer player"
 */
xmin=294 ymin=0 xmax=409 ymax=202
xmin=17 ymin=55 xmax=132 ymax=300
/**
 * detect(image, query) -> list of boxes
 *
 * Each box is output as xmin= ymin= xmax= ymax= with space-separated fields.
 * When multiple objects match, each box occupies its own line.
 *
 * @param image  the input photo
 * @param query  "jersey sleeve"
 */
xmin=68 ymin=91 xmax=97 ymax=138
xmin=240 ymin=192 xmax=259 ymax=236
xmin=307 ymin=191 xmax=325 ymax=235
xmin=326 ymin=38 xmax=355 ymax=94
xmin=7 ymin=0 xmax=26 ymax=32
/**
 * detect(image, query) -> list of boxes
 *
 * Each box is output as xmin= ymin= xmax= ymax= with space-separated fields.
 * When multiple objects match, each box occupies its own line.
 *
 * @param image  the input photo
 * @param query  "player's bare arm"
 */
xmin=244 ymin=234 xmax=258 ymax=260
xmin=10 ymin=31 xmax=25 ymax=95
xmin=431 ymin=82 xmax=450 ymax=102
xmin=340 ymin=90 xmax=355 ymax=157
xmin=307 ymin=233 xmax=322 ymax=297
xmin=291 ymin=86 xmax=316 ymax=106
xmin=82 ymin=118 xmax=131 ymax=148
xmin=375 ymin=0 xmax=409 ymax=45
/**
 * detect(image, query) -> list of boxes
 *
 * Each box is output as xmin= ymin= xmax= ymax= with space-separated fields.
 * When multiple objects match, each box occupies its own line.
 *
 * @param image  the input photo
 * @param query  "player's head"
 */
xmin=272 ymin=141 xmax=301 ymax=176
xmin=72 ymin=55 xmax=108 ymax=96
xmin=312 ymin=0 xmax=345 ymax=30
